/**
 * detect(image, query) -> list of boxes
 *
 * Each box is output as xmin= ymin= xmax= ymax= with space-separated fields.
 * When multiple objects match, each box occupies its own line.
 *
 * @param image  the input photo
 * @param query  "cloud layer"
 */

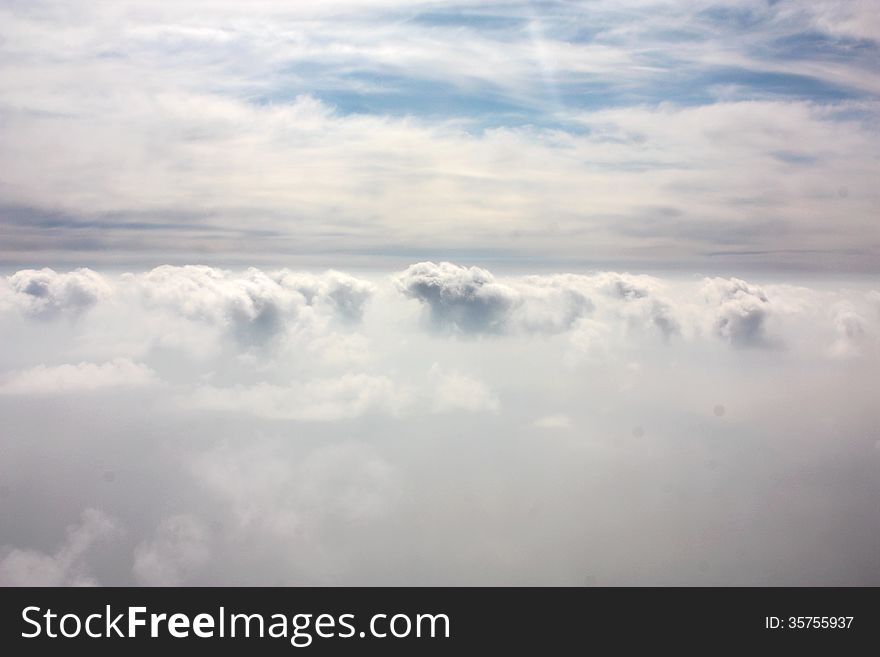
xmin=1 ymin=262 xmax=878 ymax=585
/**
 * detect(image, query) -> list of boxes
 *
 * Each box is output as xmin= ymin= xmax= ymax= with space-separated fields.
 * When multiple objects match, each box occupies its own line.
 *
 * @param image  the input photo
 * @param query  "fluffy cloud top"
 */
xmin=396 ymin=262 xmax=693 ymax=341
xmin=702 ymin=277 xmax=775 ymax=348
xmin=129 ymin=266 xmax=375 ymax=345
xmin=5 ymin=268 xmax=111 ymax=319
xmin=395 ymin=262 xmax=607 ymax=335
xmin=2 ymin=263 xmax=873 ymax=358
xmin=395 ymin=262 xmax=521 ymax=333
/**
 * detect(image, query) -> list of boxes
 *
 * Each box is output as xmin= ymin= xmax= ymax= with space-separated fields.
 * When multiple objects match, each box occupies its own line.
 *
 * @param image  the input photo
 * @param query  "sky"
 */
xmin=0 ymin=0 xmax=878 ymax=271
xmin=0 ymin=1 xmax=878 ymax=586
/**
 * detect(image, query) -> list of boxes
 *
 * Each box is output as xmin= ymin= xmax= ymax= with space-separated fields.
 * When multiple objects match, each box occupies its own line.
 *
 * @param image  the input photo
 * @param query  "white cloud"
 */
xmin=133 ymin=514 xmax=211 ymax=586
xmin=429 ymin=365 xmax=500 ymax=413
xmin=127 ymin=266 xmax=374 ymax=346
xmin=0 ymin=509 xmax=120 ymax=587
xmin=178 ymin=441 xmax=398 ymax=583
xmin=1 ymin=0 xmax=879 ymax=587
xmin=395 ymin=261 xmax=521 ymax=334
xmin=395 ymin=262 xmax=600 ymax=335
xmin=533 ymin=414 xmax=572 ymax=429
xmin=5 ymin=268 xmax=111 ymax=319
xmin=513 ymin=276 xmax=595 ymax=334
xmin=0 ymin=358 xmax=157 ymax=395
xmin=276 ymin=270 xmax=375 ymax=325
xmin=591 ymin=272 xmax=680 ymax=339
xmin=186 ymin=373 xmax=402 ymax=421
xmin=701 ymin=277 xmax=778 ymax=348
xmin=396 ymin=262 xmax=689 ymax=343
xmin=828 ymin=307 xmax=872 ymax=358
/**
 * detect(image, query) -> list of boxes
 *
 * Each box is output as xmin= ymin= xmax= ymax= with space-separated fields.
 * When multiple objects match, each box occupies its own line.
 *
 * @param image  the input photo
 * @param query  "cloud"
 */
xmin=533 ymin=414 xmax=572 ymax=429
xmin=513 ymin=276 xmax=595 ymax=333
xmin=429 ymin=365 xmax=500 ymax=413
xmin=591 ymin=272 xmax=680 ymax=338
xmin=395 ymin=261 xmax=520 ymax=334
xmin=0 ymin=266 xmax=378 ymax=375
xmin=702 ymin=277 xmax=775 ymax=348
xmin=1 ymin=0 xmax=879 ymax=588
xmin=1 ymin=265 xmax=879 ymax=585
xmin=396 ymin=263 xmax=681 ymax=340
xmin=179 ymin=441 xmax=398 ymax=583
xmin=5 ymin=268 xmax=111 ymax=319
xmin=1 ymin=264 xmax=875 ymax=369
xmin=0 ymin=358 xmax=157 ymax=395
xmin=186 ymin=374 xmax=402 ymax=421
xmin=131 ymin=266 xmax=293 ymax=343
xmin=0 ymin=263 xmax=869 ymax=369
xmin=191 ymin=441 xmax=397 ymax=532
xmin=128 ymin=266 xmax=375 ymax=346
xmin=1 ymin=95 xmax=876 ymax=270
xmin=133 ymin=514 xmax=211 ymax=586
xmin=395 ymin=262 xmax=599 ymax=335
xmin=829 ymin=306 xmax=872 ymax=358
xmin=0 ymin=509 xmax=120 ymax=586
xmin=275 ymin=270 xmax=375 ymax=324
xmin=0 ymin=2 xmax=878 ymax=271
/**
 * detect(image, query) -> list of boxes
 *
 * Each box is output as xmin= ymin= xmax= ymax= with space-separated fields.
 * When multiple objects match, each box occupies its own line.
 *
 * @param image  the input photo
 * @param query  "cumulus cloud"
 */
xmin=4 ymin=268 xmax=111 ymax=319
xmin=511 ymin=276 xmax=594 ymax=334
xmin=396 ymin=262 xmax=685 ymax=341
xmin=128 ymin=266 xmax=374 ymax=346
xmin=587 ymin=272 xmax=681 ymax=339
xmin=395 ymin=262 xmax=600 ymax=335
xmin=0 ymin=509 xmax=120 ymax=586
xmin=275 ymin=270 xmax=375 ymax=325
xmin=130 ymin=266 xmax=293 ymax=344
xmin=829 ymin=307 xmax=872 ymax=358
xmin=702 ymin=277 xmax=775 ymax=348
xmin=395 ymin=262 xmax=520 ymax=334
